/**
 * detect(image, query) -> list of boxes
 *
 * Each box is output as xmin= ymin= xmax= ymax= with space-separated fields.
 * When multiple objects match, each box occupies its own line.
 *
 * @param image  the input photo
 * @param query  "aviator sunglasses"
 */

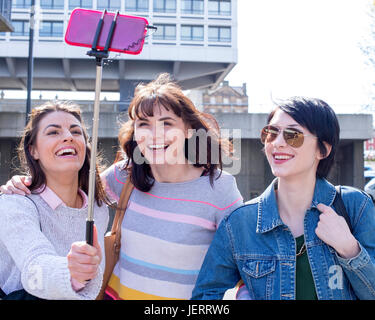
xmin=261 ymin=125 xmax=315 ymax=148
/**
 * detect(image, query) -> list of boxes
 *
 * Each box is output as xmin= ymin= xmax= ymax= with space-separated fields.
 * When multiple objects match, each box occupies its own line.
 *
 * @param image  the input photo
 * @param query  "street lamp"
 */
xmin=26 ymin=0 xmax=35 ymax=125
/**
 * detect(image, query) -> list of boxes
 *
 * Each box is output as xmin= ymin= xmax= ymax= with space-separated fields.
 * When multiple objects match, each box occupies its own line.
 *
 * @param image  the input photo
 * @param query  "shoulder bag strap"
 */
xmin=112 ymin=177 xmax=134 ymax=253
xmin=333 ymin=185 xmax=352 ymax=233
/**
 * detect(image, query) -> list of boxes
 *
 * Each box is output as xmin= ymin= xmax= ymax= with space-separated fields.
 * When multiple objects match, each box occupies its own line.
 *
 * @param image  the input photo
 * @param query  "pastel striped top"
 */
xmin=101 ymin=160 xmax=243 ymax=300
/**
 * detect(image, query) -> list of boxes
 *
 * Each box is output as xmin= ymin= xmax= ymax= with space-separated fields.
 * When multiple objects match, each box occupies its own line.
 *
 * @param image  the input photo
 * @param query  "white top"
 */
xmin=0 ymin=189 xmax=108 ymax=300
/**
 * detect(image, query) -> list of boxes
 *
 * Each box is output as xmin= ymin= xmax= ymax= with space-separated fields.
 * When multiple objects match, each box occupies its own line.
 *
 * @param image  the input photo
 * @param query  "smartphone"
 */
xmin=65 ymin=8 xmax=148 ymax=55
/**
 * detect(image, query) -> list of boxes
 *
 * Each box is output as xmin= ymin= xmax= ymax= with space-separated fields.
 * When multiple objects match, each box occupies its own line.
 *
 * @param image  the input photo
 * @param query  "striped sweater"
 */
xmin=101 ymin=160 xmax=243 ymax=300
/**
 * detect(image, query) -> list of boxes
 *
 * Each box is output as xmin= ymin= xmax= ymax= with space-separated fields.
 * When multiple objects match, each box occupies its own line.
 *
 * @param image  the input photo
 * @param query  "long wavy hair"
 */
xmin=117 ymin=73 xmax=234 ymax=192
xmin=18 ymin=101 xmax=109 ymax=206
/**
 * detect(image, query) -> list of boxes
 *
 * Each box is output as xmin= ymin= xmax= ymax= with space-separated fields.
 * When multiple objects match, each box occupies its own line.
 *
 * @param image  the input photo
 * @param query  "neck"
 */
xmin=276 ymin=172 xmax=316 ymax=236
xmin=45 ymin=173 xmax=81 ymax=208
xmin=150 ymin=163 xmax=204 ymax=183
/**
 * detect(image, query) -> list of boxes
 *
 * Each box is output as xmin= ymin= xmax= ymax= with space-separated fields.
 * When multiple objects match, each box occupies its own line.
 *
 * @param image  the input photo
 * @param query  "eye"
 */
xmin=47 ymin=130 xmax=58 ymax=135
xmin=137 ymin=122 xmax=148 ymax=127
xmin=163 ymin=121 xmax=172 ymax=126
xmin=71 ymin=130 xmax=82 ymax=135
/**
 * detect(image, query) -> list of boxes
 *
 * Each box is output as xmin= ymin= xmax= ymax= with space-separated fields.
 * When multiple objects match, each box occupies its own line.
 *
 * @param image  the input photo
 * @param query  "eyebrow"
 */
xmin=43 ymin=124 xmax=81 ymax=133
xmin=136 ymin=116 xmax=176 ymax=122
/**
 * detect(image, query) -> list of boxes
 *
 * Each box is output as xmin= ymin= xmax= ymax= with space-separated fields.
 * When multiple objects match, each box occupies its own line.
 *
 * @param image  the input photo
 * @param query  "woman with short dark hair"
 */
xmin=192 ymin=97 xmax=375 ymax=300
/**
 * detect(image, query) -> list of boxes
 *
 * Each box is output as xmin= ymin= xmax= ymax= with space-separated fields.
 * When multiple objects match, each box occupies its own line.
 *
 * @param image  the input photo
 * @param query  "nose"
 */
xmin=152 ymin=123 xmax=165 ymax=141
xmin=271 ymin=129 xmax=286 ymax=148
xmin=62 ymin=129 xmax=74 ymax=142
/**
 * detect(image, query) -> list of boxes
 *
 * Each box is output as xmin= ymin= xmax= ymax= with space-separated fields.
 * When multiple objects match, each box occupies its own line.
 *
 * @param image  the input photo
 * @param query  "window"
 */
xmin=153 ymin=24 xmax=176 ymax=40
xmin=208 ymin=26 xmax=230 ymax=42
xmin=153 ymin=0 xmax=176 ymax=13
xmin=208 ymin=0 xmax=231 ymax=16
xmin=125 ymin=0 xmax=148 ymax=11
xmin=181 ymin=0 xmax=203 ymax=14
xmin=12 ymin=0 xmax=31 ymax=9
xmin=181 ymin=25 xmax=203 ymax=41
xmin=69 ymin=0 xmax=92 ymax=10
xmin=97 ymin=0 xmax=120 ymax=10
xmin=11 ymin=20 xmax=29 ymax=36
xmin=40 ymin=0 xmax=64 ymax=9
xmin=39 ymin=21 xmax=64 ymax=37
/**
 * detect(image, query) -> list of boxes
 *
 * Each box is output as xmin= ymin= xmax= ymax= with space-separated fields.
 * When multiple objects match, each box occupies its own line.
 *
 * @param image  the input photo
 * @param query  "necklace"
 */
xmin=296 ymin=243 xmax=306 ymax=257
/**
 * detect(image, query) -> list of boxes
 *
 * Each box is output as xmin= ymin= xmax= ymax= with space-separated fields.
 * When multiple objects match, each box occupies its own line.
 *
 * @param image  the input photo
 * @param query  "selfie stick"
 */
xmin=85 ymin=10 xmax=118 ymax=245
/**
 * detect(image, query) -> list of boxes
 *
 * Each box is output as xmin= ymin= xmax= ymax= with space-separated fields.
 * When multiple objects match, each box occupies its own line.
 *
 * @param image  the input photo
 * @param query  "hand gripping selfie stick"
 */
xmin=65 ymin=8 xmax=156 ymax=245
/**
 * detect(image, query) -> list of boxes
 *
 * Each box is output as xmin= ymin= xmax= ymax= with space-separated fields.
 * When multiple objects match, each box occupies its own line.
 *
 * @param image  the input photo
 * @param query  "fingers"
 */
xmin=316 ymin=203 xmax=337 ymax=215
xmin=92 ymin=225 xmax=102 ymax=262
xmin=0 ymin=175 xmax=32 ymax=195
xmin=67 ymin=240 xmax=101 ymax=282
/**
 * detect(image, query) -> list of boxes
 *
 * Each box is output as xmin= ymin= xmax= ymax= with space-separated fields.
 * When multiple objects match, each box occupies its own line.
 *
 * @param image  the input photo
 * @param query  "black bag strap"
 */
xmin=333 ymin=185 xmax=353 ymax=233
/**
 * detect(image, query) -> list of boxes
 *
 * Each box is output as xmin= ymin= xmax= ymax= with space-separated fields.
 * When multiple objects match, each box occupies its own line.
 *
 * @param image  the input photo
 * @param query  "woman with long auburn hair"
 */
xmin=1 ymin=74 xmax=243 ymax=300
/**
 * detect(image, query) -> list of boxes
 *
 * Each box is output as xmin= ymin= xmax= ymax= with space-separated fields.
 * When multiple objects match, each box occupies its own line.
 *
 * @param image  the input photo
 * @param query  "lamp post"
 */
xmin=26 ymin=0 xmax=35 ymax=124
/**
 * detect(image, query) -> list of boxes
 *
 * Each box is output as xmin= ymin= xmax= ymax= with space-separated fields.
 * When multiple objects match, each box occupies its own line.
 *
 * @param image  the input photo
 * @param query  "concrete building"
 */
xmin=201 ymin=79 xmax=247 ymax=113
xmin=0 ymin=0 xmax=13 ymax=32
xmin=0 ymin=99 xmax=372 ymax=201
xmin=0 ymin=0 xmax=238 ymax=109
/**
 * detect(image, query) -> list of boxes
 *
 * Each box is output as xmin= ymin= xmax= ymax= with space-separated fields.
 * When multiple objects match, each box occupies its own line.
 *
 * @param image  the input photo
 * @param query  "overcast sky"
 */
xmin=226 ymin=0 xmax=374 ymax=113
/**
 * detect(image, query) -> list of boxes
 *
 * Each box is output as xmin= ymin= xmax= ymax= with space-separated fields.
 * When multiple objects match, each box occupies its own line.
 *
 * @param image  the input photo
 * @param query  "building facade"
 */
xmin=0 ymin=0 xmax=13 ymax=31
xmin=201 ymin=80 xmax=247 ymax=113
xmin=0 ymin=0 xmax=237 ymax=108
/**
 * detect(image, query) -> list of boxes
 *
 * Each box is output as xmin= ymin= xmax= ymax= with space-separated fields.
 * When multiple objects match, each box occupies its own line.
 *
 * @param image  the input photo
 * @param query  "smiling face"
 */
xmin=30 ymin=111 xmax=86 ymax=179
xmin=133 ymin=104 xmax=191 ymax=166
xmin=264 ymin=109 xmax=323 ymax=180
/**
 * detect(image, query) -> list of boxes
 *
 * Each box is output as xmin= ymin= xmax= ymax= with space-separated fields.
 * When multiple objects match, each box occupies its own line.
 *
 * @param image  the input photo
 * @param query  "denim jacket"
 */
xmin=192 ymin=178 xmax=375 ymax=300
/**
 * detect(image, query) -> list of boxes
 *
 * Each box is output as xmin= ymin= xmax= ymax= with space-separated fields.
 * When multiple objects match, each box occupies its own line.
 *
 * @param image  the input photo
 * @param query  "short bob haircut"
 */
xmin=117 ymin=73 xmax=234 ymax=192
xmin=18 ymin=101 xmax=109 ymax=206
xmin=266 ymin=97 xmax=340 ymax=179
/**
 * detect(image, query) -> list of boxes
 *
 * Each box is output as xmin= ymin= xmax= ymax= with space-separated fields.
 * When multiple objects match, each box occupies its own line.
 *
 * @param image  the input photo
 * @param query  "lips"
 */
xmin=55 ymin=147 xmax=77 ymax=157
xmin=272 ymin=152 xmax=294 ymax=163
xmin=147 ymin=144 xmax=169 ymax=151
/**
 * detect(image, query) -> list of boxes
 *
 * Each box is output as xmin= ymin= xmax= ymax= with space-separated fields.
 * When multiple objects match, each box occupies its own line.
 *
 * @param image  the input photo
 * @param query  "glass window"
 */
xmin=39 ymin=21 xmax=64 ymax=37
xmin=69 ymin=0 xmax=92 ymax=9
xmin=125 ymin=0 xmax=148 ymax=11
xmin=153 ymin=0 xmax=176 ymax=13
xmin=181 ymin=0 xmax=203 ymax=14
xmin=208 ymin=26 xmax=230 ymax=42
xmin=11 ymin=20 xmax=29 ymax=36
xmin=40 ymin=0 xmax=64 ymax=9
xmin=153 ymin=24 xmax=176 ymax=40
xmin=97 ymin=0 xmax=120 ymax=10
xmin=208 ymin=0 xmax=231 ymax=16
xmin=12 ymin=0 xmax=31 ymax=9
xmin=181 ymin=25 xmax=203 ymax=41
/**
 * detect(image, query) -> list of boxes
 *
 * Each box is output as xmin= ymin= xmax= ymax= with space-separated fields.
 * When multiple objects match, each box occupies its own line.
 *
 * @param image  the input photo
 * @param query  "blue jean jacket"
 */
xmin=192 ymin=178 xmax=375 ymax=300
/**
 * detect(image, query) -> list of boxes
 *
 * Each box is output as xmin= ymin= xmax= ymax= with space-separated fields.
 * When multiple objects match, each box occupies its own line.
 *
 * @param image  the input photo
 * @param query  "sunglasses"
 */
xmin=261 ymin=125 xmax=314 ymax=148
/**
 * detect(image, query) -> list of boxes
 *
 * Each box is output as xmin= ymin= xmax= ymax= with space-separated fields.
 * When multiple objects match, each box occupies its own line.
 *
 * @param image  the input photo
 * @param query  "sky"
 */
xmin=226 ymin=0 xmax=374 ymax=113
xmin=3 ymin=0 xmax=375 ymax=114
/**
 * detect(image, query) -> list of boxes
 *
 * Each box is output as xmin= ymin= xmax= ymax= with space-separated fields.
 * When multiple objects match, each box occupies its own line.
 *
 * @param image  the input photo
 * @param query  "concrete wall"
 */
xmin=0 ymin=102 xmax=372 ymax=201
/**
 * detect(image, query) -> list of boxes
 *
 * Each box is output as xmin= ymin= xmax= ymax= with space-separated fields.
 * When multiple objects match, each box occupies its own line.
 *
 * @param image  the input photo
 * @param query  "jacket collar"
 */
xmin=256 ymin=177 xmax=336 ymax=234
